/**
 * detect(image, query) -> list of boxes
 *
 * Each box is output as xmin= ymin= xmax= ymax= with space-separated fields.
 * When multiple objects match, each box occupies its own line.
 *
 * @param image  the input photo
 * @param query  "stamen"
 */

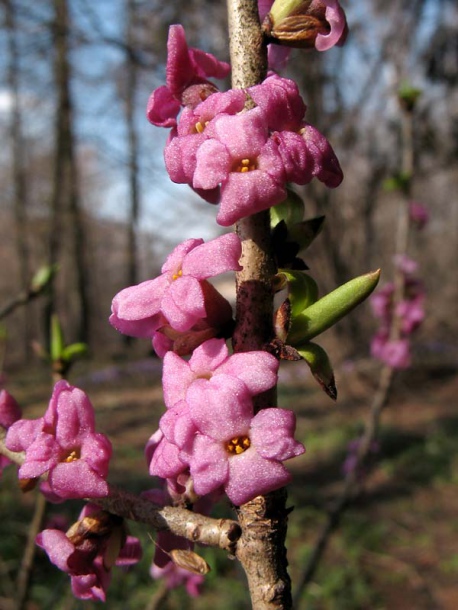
xmin=195 ymin=120 xmax=209 ymax=134
xmin=172 ymin=270 xmax=183 ymax=281
xmin=233 ymin=158 xmax=257 ymax=173
xmin=226 ymin=435 xmax=251 ymax=455
xmin=64 ymin=450 xmax=80 ymax=463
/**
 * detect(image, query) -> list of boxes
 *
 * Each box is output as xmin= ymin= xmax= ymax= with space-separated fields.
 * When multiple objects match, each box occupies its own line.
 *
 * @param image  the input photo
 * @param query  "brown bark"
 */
xmin=228 ymin=1 xmax=292 ymax=608
xmin=47 ymin=0 xmax=90 ymax=345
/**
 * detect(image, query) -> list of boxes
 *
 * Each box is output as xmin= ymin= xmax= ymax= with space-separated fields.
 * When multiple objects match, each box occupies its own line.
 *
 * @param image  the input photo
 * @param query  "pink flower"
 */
xmin=193 ymin=107 xmax=288 ymax=226
xmin=110 ymin=234 xmax=242 ymax=355
xmin=249 ymin=75 xmax=343 ymax=188
xmin=6 ymin=381 xmax=112 ymax=500
xmin=184 ymin=383 xmax=304 ymax=505
xmin=370 ymin=332 xmax=411 ymax=369
xmin=164 ymin=89 xmax=247 ymax=186
xmin=409 ymin=201 xmax=429 ymax=229
xmin=36 ymin=504 xmax=141 ymax=602
xmin=147 ymin=25 xmax=230 ymax=128
xmin=394 ymin=254 xmax=418 ymax=275
xmin=396 ymin=294 xmax=425 ymax=334
xmin=161 ymin=338 xmax=279 ymax=411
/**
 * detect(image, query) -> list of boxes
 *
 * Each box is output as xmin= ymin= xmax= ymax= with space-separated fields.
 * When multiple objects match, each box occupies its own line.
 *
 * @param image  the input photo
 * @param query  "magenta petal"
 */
xmin=146 ymin=86 xmax=180 ymax=128
xmin=189 ymin=434 xmax=229 ymax=497
xmin=183 ymin=233 xmax=242 ymax=278
xmin=188 ymin=338 xmax=229 ymax=374
xmin=315 ymin=0 xmax=348 ymax=51
xmin=250 ymin=409 xmax=305 ymax=461
xmin=162 ymin=276 xmax=206 ymax=332
xmin=54 ymin=383 xmax=96 ymax=446
xmin=18 ymin=433 xmax=59 ymax=478
xmin=211 ymin=110 xmax=268 ymax=158
xmin=36 ymin=529 xmax=75 ymax=572
xmin=149 ymin=436 xmax=188 ymax=479
xmin=49 ymin=461 xmax=109 ymax=499
xmin=193 ymin=139 xmax=231 ymax=190
xmin=163 ymin=352 xmax=195 ymax=407
xmin=187 ymin=376 xmax=252 ymax=440
xmin=225 ymin=450 xmax=292 ymax=505
xmin=116 ymin=536 xmax=143 ymax=566
xmin=71 ymin=568 xmax=109 ymax=602
xmin=160 ymin=402 xmax=197 ymax=450
xmin=0 ymin=390 xmax=21 ymax=429
xmin=189 ymin=47 xmax=230 ymax=80
xmin=164 ymin=133 xmax=206 ymax=183
xmin=5 ymin=417 xmax=43 ymax=452
xmin=161 ymin=238 xmax=203 ymax=275
xmin=166 ymin=25 xmax=196 ymax=96
xmin=216 ymin=351 xmax=278 ymax=395
xmin=80 ymin=434 xmax=112 ymax=478
xmin=217 ymin=171 xmax=286 ymax=227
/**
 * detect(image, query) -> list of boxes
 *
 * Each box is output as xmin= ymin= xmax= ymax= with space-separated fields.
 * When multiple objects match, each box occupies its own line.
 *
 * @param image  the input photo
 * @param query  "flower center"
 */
xmin=226 ymin=435 xmax=251 ymax=455
xmin=63 ymin=449 xmax=80 ymax=463
xmin=172 ymin=269 xmax=183 ymax=281
xmin=194 ymin=120 xmax=209 ymax=134
xmin=233 ymin=158 xmax=257 ymax=173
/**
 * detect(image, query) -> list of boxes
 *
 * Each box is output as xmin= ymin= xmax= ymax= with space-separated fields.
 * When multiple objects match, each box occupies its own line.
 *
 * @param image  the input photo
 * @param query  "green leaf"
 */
xmin=297 ymin=342 xmax=337 ymax=400
xmin=288 ymin=269 xmax=381 ymax=344
xmin=30 ymin=264 xmax=58 ymax=294
xmin=50 ymin=314 xmax=65 ymax=363
xmin=278 ymin=270 xmax=319 ymax=316
xmin=61 ymin=343 xmax=88 ymax=363
xmin=270 ymin=188 xmax=305 ymax=228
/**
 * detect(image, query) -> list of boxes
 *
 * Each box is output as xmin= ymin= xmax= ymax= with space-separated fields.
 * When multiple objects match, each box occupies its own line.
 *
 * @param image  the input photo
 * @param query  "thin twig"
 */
xmin=15 ymin=493 xmax=47 ymax=610
xmin=0 ymin=432 xmax=240 ymax=553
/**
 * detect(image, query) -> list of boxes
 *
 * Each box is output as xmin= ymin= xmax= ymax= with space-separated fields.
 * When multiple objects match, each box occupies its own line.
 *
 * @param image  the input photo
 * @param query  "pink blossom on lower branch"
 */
xmin=36 ymin=504 xmax=141 ymax=602
xmin=5 ymin=380 xmax=111 ymax=500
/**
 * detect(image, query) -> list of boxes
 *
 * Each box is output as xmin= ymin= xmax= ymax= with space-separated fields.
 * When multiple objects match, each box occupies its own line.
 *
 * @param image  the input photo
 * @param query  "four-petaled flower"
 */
xmin=110 ymin=233 xmax=242 ymax=356
xmin=6 ymin=380 xmax=112 ymax=500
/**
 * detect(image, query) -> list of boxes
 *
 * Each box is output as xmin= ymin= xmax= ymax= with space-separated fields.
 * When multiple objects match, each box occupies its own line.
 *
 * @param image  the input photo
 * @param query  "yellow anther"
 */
xmin=195 ymin=121 xmax=205 ymax=133
xmin=226 ymin=435 xmax=251 ymax=455
xmin=172 ymin=270 xmax=183 ymax=281
xmin=64 ymin=450 xmax=79 ymax=463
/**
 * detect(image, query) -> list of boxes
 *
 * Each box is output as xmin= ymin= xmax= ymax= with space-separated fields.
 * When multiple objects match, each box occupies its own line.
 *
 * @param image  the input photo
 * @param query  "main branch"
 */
xmin=228 ymin=1 xmax=292 ymax=608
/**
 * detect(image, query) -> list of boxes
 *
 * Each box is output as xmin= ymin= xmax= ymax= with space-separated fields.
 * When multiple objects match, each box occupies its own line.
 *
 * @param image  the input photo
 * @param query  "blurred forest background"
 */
xmin=1 ymin=1 xmax=458 ymax=609
xmin=0 ymin=0 xmax=457 ymax=368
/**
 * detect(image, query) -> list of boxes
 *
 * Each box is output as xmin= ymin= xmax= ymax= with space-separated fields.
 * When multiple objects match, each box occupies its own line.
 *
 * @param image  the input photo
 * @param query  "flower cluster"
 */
xmin=0 ymin=10 xmax=351 ymax=601
xmin=370 ymin=256 xmax=425 ymax=369
xmin=5 ymin=380 xmax=112 ymax=501
xmin=148 ymin=26 xmax=343 ymax=226
xmin=37 ymin=505 xmax=141 ymax=601
xmin=145 ymin=339 xmax=304 ymax=506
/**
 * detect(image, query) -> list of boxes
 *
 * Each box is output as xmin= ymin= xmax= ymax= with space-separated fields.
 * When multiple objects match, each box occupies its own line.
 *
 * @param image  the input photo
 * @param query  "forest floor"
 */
xmin=1 ymin=351 xmax=458 ymax=610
